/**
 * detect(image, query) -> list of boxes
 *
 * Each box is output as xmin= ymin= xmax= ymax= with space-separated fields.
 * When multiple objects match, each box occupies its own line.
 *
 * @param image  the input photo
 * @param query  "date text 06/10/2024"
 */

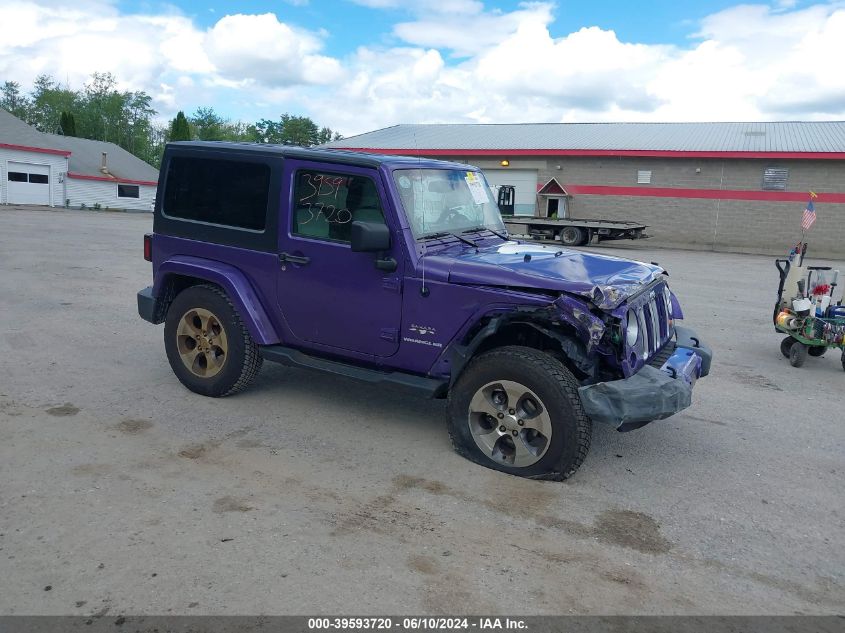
xmin=307 ymin=618 xmax=528 ymax=630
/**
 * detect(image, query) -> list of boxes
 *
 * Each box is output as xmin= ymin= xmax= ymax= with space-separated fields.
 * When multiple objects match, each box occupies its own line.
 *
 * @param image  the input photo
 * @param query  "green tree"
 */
xmin=79 ymin=72 xmax=126 ymax=143
xmin=1 ymin=81 xmax=30 ymax=120
xmin=280 ymin=113 xmax=319 ymax=145
xmin=6 ymin=73 xmax=344 ymax=169
xmin=168 ymin=111 xmax=191 ymax=141
xmin=190 ymin=106 xmax=226 ymax=141
xmin=251 ymin=113 xmax=342 ymax=146
xmin=317 ymin=126 xmax=342 ymax=144
xmin=30 ymin=75 xmax=79 ymax=133
xmin=59 ymin=111 xmax=77 ymax=136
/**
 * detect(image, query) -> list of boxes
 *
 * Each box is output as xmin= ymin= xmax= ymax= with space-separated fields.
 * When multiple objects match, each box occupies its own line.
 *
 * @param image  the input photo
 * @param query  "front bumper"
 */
xmin=578 ymin=326 xmax=712 ymax=431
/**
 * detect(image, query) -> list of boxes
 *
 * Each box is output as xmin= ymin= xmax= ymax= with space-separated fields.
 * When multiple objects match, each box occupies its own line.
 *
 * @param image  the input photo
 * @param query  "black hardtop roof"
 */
xmin=166 ymin=141 xmax=472 ymax=171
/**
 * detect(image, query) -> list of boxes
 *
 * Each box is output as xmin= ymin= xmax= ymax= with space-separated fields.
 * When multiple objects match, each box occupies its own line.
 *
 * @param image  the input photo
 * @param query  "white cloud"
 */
xmin=315 ymin=1 xmax=845 ymax=132
xmin=205 ymin=13 xmax=342 ymax=86
xmin=393 ymin=2 xmax=554 ymax=56
xmin=349 ymin=0 xmax=484 ymax=12
xmin=0 ymin=0 xmax=843 ymax=135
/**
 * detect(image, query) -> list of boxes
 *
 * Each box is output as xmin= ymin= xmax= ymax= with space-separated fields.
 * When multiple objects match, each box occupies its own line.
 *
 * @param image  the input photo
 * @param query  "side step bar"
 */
xmin=259 ymin=345 xmax=448 ymax=398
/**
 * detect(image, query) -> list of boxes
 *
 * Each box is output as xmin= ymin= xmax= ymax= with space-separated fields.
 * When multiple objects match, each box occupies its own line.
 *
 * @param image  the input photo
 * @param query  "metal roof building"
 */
xmin=326 ymin=121 xmax=845 ymax=156
xmin=327 ymin=122 xmax=845 ymax=257
xmin=0 ymin=107 xmax=157 ymax=210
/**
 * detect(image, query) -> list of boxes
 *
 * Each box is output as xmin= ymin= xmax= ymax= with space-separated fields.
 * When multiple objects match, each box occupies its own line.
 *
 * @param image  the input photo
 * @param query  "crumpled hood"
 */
xmin=445 ymin=242 xmax=663 ymax=309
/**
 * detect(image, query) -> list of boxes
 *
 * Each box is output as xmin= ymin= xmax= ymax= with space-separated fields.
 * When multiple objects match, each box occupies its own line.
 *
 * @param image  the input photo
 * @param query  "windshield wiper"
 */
xmin=461 ymin=227 xmax=509 ymax=241
xmin=417 ymin=231 xmax=478 ymax=247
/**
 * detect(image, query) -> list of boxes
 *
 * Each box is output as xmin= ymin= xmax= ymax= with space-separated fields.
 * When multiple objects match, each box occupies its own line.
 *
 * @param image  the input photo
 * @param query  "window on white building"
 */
xmin=118 ymin=184 xmax=140 ymax=198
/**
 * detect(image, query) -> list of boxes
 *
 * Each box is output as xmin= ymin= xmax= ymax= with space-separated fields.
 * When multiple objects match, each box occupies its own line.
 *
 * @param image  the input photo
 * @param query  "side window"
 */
xmin=163 ymin=156 xmax=270 ymax=231
xmin=118 ymin=184 xmax=140 ymax=198
xmin=292 ymin=170 xmax=385 ymax=243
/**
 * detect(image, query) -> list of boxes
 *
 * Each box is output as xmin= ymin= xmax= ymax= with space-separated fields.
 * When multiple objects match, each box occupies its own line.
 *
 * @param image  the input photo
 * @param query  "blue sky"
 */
xmin=124 ymin=0 xmax=749 ymax=52
xmin=2 ymin=1 xmax=843 ymax=133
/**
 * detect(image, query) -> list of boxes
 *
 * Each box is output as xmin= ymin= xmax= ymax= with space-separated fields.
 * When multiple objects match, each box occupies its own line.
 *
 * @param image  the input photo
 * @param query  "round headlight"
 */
xmin=625 ymin=310 xmax=639 ymax=347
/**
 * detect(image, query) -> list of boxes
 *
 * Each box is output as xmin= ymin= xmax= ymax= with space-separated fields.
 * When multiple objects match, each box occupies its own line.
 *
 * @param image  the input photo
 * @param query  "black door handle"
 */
xmin=279 ymin=252 xmax=310 ymax=266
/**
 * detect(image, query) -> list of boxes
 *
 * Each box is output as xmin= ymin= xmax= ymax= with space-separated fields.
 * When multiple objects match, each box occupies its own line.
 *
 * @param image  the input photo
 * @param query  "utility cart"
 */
xmin=774 ymin=251 xmax=845 ymax=370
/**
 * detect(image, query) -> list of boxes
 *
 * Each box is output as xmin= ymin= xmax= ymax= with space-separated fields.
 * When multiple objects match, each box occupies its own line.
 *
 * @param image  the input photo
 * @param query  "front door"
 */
xmin=276 ymin=160 xmax=403 ymax=358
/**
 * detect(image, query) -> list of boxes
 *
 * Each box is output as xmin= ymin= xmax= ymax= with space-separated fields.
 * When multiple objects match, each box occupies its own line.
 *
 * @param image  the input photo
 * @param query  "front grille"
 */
xmin=634 ymin=283 xmax=673 ymax=362
xmin=647 ymin=340 xmax=676 ymax=368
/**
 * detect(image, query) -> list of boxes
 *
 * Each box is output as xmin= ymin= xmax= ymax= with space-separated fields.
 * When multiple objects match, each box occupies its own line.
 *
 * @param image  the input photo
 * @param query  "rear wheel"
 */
xmin=560 ymin=226 xmax=585 ymax=247
xmin=447 ymin=346 xmax=591 ymax=480
xmin=578 ymin=229 xmax=592 ymax=246
xmin=789 ymin=342 xmax=808 ymax=368
xmin=841 ymin=349 xmax=845 ymax=372
xmin=808 ymin=346 xmax=826 ymax=357
xmin=780 ymin=336 xmax=796 ymax=358
xmin=164 ymin=284 xmax=262 ymax=397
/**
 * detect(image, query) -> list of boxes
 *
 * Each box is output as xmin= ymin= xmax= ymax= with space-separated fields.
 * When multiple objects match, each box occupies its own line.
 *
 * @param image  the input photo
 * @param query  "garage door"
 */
xmin=7 ymin=162 xmax=50 ymax=205
xmin=482 ymin=169 xmax=537 ymax=216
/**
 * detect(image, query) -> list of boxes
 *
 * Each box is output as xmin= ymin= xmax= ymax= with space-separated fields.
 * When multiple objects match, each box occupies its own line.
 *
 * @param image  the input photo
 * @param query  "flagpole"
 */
xmin=798 ymin=191 xmax=818 ymax=265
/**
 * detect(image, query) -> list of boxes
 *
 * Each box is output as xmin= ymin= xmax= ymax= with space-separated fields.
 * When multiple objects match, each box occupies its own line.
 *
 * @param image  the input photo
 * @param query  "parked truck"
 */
xmin=495 ymin=185 xmax=649 ymax=246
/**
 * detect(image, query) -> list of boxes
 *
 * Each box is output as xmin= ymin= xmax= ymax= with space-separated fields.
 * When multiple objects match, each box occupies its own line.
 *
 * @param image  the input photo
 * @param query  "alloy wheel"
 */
xmin=175 ymin=307 xmax=228 ymax=378
xmin=467 ymin=380 xmax=552 ymax=467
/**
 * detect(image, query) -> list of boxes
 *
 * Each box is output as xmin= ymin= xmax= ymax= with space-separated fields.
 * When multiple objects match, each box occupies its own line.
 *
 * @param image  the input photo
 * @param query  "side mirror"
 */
xmin=350 ymin=221 xmax=391 ymax=252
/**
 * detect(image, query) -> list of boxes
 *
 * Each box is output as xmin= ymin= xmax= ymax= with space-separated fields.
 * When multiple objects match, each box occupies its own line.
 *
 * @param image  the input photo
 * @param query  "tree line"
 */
xmin=1 ymin=73 xmax=342 ymax=168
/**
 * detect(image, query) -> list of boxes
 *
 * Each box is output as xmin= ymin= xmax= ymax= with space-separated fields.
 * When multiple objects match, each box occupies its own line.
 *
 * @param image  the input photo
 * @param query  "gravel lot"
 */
xmin=0 ymin=206 xmax=843 ymax=616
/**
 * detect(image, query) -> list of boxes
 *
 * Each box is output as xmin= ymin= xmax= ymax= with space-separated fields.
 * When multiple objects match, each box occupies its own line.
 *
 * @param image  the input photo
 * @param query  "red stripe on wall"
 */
xmin=0 ymin=142 xmax=71 ymax=157
xmin=341 ymin=147 xmax=845 ymax=160
xmin=67 ymin=172 xmax=157 ymax=186
xmin=563 ymin=184 xmax=845 ymax=203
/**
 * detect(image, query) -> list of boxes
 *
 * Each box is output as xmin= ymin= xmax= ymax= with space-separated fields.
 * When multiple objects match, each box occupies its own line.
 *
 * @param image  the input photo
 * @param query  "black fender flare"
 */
xmin=448 ymin=314 xmax=595 ymax=386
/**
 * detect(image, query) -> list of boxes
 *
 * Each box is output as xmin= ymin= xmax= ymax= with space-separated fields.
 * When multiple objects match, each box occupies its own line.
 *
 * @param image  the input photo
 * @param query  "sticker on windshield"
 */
xmin=398 ymin=175 xmax=412 ymax=189
xmin=464 ymin=172 xmax=489 ymax=205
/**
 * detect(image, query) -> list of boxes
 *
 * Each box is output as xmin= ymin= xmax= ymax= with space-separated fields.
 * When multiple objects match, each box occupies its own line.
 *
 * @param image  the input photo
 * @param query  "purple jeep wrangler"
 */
xmin=138 ymin=142 xmax=712 ymax=480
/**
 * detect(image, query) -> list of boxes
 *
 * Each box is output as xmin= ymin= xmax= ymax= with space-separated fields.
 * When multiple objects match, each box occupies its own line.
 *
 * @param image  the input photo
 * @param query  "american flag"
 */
xmin=801 ymin=199 xmax=816 ymax=231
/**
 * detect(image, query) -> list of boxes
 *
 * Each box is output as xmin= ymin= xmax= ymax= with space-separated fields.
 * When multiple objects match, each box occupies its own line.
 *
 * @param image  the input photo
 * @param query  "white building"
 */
xmin=0 ymin=108 xmax=157 ymax=211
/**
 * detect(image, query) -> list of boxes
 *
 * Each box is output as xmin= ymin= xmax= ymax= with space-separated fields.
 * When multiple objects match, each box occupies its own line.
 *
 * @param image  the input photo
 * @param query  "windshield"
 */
xmin=392 ymin=168 xmax=506 ymax=238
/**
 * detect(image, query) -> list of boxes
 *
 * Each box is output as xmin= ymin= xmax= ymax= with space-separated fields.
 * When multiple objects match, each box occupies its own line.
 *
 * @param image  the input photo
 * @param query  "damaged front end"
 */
xmin=442 ymin=266 xmax=712 ymax=432
xmin=576 ymin=278 xmax=713 ymax=430
xmin=496 ymin=279 xmax=713 ymax=432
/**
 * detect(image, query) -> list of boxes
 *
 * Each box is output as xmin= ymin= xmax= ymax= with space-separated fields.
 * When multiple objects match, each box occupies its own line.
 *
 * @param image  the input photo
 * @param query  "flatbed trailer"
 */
xmin=503 ymin=217 xmax=649 ymax=246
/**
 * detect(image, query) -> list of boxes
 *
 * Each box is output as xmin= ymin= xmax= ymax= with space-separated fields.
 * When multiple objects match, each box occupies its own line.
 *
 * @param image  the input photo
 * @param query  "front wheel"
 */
xmin=789 ymin=342 xmax=808 ymax=368
xmin=780 ymin=336 xmax=796 ymax=358
xmin=164 ymin=284 xmax=262 ymax=397
xmin=447 ymin=346 xmax=591 ymax=480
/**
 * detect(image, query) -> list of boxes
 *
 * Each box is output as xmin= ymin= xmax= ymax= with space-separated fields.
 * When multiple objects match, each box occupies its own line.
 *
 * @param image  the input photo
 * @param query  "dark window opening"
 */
xmin=163 ymin=157 xmax=270 ymax=231
xmin=118 ymin=184 xmax=140 ymax=198
xmin=29 ymin=174 xmax=48 ymax=184
xmin=292 ymin=170 xmax=384 ymax=242
xmin=8 ymin=172 xmax=27 ymax=182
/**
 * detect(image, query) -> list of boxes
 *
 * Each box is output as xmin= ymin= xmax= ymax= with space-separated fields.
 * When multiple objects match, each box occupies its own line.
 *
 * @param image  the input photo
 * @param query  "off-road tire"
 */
xmin=808 ymin=346 xmax=826 ymax=357
xmin=560 ymin=226 xmax=585 ymax=247
xmin=789 ymin=342 xmax=808 ymax=368
xmin=780 ymin=336 xmax=796 ymax=358
xmin=164 ymin=284 xmax=262 ymax=397
xmin=447 ymin=346 xmax=592 ymax=480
